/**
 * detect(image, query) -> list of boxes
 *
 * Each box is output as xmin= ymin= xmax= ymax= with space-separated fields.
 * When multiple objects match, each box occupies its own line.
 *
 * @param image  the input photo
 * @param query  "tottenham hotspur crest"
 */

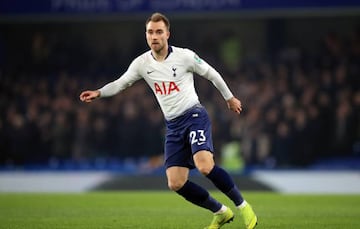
xmin=172 ymin=66 xmax=177 ymax=77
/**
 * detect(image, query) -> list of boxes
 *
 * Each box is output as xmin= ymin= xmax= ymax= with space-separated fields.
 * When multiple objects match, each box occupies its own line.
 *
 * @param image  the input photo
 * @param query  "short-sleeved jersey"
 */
xmin=99 ymin=46 xmax=233 ymax=120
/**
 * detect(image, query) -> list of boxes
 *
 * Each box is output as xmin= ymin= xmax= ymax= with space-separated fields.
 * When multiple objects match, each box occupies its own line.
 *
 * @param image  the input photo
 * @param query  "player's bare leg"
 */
xmin=193 ymin=151 xmax=233 ymax=228
xmin=194 ymin=150 xmax=257 ymax=229
xmin=167 ymin=166 xmax=231 ymax=228
xmin=193 ymin=150 xmax=215 ymax=176
xmin=166 ymin=166 xmax=189 ymax=191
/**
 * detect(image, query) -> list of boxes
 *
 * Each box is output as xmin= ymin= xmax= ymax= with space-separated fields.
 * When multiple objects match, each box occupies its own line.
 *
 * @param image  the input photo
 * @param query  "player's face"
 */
xmin=146 ymin=21 xmax=170 ymax=53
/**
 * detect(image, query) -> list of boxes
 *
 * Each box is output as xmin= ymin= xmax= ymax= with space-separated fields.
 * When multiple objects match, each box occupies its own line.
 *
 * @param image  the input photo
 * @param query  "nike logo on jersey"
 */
xmin=147 ymin=70 xmax=154 ymax=74
xmin=197 ymin=142 xmax=206 ymax=146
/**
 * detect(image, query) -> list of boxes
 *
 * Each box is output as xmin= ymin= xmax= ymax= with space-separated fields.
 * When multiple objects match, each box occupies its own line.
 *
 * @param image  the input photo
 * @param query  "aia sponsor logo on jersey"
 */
xmin=154 ymin=82 xmax=180 ymax=95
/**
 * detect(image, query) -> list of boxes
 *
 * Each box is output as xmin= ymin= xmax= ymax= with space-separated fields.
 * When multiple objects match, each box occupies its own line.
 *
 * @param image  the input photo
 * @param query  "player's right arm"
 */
xmin=79 ymin=57 xmax=143 ymax=103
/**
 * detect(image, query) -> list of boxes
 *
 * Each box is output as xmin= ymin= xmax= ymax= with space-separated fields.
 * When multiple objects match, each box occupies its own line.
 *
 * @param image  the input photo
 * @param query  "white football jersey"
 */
xmin=99 ymin=46 xmax=233 ymax=120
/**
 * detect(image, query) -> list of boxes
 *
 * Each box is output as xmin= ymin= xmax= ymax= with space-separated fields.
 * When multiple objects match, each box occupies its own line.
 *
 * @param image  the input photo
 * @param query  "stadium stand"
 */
xmin=0 ymin=13 xmax=359 ymax=173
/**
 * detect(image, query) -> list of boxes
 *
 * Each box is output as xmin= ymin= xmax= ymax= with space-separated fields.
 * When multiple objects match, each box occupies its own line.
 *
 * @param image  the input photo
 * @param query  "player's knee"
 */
xmin=194 ymin=150 xmax=215 ymax=175
xmin=167 ymin=180 xmax=186 ymax=191
xmin=197 ymin=164 xmax=213 ymax=176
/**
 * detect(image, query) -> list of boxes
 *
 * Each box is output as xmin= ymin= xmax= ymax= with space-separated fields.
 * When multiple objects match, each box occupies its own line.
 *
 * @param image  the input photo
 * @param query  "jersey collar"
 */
xmin=165 ymin=46 xmax=173 ymax=59
xmin=151 ymin=45 xmax=173 ymax=61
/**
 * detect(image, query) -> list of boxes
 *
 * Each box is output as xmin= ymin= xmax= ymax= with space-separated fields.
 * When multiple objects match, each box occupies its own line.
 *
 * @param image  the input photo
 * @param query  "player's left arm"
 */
xmin=189 ymin=50 xmax=242 ymax=114
xmin=202 ymin=66 xmax=242 ymax=114
xmin=226 ymin=96 xmax=242 ymax=114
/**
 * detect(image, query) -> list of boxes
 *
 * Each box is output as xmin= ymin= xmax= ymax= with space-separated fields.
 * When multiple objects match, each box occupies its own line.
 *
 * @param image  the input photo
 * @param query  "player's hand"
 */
xmin=79 ymin=90 xmax=100 ymax=103
xmin=227 ymin=97 xmax=242 ymax=114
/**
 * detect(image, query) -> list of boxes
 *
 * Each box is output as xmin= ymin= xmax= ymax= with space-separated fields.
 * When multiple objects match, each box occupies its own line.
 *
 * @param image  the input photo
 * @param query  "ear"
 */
xmin=166 ymin=31 xmax=170 ymax=39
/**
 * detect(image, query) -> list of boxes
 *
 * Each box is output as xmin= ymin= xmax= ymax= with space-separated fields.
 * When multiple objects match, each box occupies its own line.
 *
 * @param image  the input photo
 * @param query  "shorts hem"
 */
xmin=165 ymin=163 xmax=195 ymax=169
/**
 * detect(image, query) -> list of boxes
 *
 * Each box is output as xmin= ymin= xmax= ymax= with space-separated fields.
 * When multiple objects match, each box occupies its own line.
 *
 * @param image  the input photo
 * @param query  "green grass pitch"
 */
xmin=0 ymin=191 xmax=359 ymax=229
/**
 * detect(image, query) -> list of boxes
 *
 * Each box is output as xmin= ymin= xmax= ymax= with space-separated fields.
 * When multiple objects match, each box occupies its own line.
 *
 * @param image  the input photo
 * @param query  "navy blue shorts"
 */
xmin=164 ymin=104 xmax=214 ymax=169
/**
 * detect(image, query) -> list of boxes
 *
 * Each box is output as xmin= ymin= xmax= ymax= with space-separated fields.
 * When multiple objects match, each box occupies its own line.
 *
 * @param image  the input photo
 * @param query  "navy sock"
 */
xmin=206 ymin=166 xmax=244 ymax=206
xmin=176 ymin=180 xmax=222 ymax=213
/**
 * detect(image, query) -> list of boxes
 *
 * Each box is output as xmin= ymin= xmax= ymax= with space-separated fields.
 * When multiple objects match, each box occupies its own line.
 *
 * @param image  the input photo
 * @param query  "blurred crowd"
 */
xmin=0 ymin=25 xmax=359 ymax=169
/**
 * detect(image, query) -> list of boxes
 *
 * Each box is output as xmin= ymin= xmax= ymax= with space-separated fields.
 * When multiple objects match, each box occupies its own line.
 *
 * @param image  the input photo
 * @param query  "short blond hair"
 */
xmin=145 ymin=12 xmax=170 ymax=31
